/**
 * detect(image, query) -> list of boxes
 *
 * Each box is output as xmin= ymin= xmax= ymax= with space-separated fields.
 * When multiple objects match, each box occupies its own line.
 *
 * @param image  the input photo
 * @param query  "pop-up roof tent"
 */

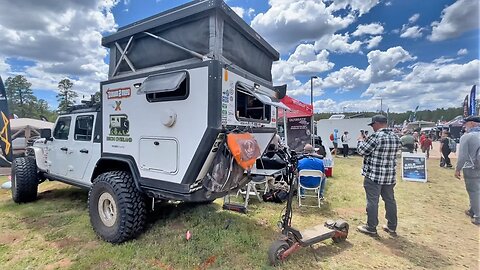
xmin=102 ymin=0 xmax=279 ymax=84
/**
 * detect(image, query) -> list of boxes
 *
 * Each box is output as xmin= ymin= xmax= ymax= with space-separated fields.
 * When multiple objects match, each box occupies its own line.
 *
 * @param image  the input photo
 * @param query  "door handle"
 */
xmin=80 ymin=149 xmax=89 ymax=154
xmin=60 ymin=147 xmax=68 ymax=151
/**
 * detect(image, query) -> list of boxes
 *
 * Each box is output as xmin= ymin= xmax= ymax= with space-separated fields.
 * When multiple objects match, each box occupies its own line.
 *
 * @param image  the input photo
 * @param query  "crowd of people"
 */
xmin=269 ymin=114 xmax=480 ymax=235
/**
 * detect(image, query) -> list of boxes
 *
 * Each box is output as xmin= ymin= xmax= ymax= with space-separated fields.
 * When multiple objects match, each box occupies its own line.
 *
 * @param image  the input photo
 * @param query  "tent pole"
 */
xmin=283 ymin=109 xmax=288 ymax=150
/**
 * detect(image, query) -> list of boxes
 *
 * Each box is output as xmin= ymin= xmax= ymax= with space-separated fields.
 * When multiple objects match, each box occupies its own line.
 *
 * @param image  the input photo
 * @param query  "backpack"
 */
xmin=341 ymin=135 xmax=345 ymax=143
xmin=262 ymin=189 xmax=288 ymax=203
xmin=448 ymin=138 xmax=457 ymax=153
xmin=329 ymin=133 xmax=334 ymax=141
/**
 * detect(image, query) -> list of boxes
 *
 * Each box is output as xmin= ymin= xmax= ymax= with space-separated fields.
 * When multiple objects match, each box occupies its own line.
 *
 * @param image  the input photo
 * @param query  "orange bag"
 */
xmin=227 ymin=133 xmax=261 ymax=170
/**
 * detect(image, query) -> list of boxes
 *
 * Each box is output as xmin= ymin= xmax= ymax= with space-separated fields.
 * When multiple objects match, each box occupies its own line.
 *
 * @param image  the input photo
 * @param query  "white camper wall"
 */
xmin=102 ymin=66 xmax=209 ymax=184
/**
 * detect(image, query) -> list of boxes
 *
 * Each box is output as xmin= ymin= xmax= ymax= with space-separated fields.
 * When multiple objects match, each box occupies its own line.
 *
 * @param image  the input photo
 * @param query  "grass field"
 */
xmin=0 ymin=155 xmax=478 ymax=269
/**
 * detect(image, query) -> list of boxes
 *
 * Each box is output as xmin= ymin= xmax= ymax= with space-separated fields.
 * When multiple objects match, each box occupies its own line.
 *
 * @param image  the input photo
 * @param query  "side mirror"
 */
xmin=40 ymin=128 xmax=52 ymax=140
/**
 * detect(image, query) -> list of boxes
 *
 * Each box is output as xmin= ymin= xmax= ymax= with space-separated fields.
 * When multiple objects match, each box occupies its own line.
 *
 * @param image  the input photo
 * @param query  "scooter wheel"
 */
xmin=332 ymin=225 xmax=349 ymax=243
xmin=268 ymin=240 xmax=290 ymax=266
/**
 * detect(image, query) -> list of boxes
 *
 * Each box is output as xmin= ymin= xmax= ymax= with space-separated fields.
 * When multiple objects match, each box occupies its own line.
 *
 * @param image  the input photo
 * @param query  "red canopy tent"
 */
xmin=277 ymin=95 xmax=313 ymax=118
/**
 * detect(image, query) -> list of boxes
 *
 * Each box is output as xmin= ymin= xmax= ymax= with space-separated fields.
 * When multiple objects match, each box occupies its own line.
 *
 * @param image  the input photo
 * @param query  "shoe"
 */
xmin=357 ymin=225 xmax=377 ymax=235
xmin=472 ymin=219 xmax=480 ymax=226
xmin=465 ymin=209 xmax=474 ymax=218
xmin=382 ymin=225 xmax=397 ymax=236
xmin=320 ymin=196 xmax=325 ymax=201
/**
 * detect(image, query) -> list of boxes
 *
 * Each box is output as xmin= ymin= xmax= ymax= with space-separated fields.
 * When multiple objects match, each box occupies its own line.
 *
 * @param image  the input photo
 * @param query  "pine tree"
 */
xmin=57 ymin=79 xmax=78 ymax=112
xmin=5 ymin=75 xmax=36 ymax=118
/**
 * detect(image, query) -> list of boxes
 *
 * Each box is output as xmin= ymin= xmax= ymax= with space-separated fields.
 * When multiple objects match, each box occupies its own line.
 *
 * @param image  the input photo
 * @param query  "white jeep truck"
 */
xmin=11 ymin=0 xmax=287 ymax=243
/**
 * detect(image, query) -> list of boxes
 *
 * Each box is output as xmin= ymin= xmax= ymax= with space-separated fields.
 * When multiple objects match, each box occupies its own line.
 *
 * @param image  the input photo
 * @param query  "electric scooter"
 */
xmin=267 ymin=150 xmax=349 ymax=266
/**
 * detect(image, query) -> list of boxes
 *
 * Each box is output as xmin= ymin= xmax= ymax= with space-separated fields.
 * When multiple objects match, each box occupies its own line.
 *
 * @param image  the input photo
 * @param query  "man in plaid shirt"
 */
xmin=356 ymin=115 xmax=401 ymax=236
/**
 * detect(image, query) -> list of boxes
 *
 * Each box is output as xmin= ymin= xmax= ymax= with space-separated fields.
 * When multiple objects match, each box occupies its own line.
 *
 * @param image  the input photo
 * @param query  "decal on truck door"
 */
xmin=107 ymin=114 xmax=132 ymax=142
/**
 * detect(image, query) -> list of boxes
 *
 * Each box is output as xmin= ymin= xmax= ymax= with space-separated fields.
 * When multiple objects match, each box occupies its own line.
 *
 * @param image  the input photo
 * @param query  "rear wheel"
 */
xmin=332 ymin=221 xmax=349 ymax=243
xmin=268 ymin=240 xmax=290 ymax=266
xmin=11 ymin=157 xmax=38 ymax=203
xmin=88 ymin=171 xmax=146 ymax=243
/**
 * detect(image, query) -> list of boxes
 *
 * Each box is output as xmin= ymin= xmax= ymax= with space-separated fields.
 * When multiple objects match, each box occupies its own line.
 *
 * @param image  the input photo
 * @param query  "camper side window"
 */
xmin=236 ymin=89 xmax=271 ymax=122
xmin=53 ymin=117 xmax=72 ymax=140
xmin=74 ymin=115 xmax=94 ymax=141
xmin=141 ymin=71 xmax=189 ymax=103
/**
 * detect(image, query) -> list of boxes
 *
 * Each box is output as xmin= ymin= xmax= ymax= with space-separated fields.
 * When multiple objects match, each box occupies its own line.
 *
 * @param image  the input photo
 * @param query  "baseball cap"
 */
xmin=464 ymin=115 xmax=480 ymax=123
xmin=368 ymin=114 xmax=387 ymax=126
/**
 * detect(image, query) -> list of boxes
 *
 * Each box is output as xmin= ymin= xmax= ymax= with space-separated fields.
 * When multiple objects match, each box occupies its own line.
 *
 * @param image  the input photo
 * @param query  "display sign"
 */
xmin=286 ymin=117 xmax=312 ymax=152
xmin=401 ymin=153 xmax=427 ymax=182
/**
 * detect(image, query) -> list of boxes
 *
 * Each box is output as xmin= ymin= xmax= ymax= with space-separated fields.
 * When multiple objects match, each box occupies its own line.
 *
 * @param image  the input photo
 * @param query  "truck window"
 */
xmin=74 ymin=115 xmax=94 ymax=141
xmin=236 ymin=83 xmax=271 ymax=122
xmin=53 ymin=116 xmax=72 ymax=140
xmin=138 ymin=71 xmax=189 ymax=102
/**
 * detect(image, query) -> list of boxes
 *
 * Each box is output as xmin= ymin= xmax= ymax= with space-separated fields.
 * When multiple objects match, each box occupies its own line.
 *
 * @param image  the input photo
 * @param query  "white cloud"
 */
xmin=314 ymin=33 xmax=362 ymax=53
xmin=408 ymin=13 xmax=420 ymax=24
xmin=0 ymin=0 xmax=118 ymax=95
xmin=400 ymin=25 xmax=423 ymax=38
xmin=385 ymin=1 xmax=392 ymax=6
xmin=457 ymin=48 xmax=468 ymax=55
xmin=251 ymin=0 xmax=380 ymax=52
xmin=321 ymin=66 xmax=370 ymax=90
xmin=0 ymin=57 xmax=10 ymax=77
xmin=352 ymin=23 xmax=384 ymax=36
xmin=273 ymin=43 xmax=335 ymax=93
xmin=429 ymin=0 xmax=480 ymax=41
xmin=367 ymin=46 xmax=416 ymax=82
xmin=231 ymin=7 xmax=245 ymax=18
xmin=247 ymin=8 xmax=255 ymax=18
xmin=404 ymin=59 xmax=479 ymax=84
xmin=366 ymin=36 xmax=382 ymax=49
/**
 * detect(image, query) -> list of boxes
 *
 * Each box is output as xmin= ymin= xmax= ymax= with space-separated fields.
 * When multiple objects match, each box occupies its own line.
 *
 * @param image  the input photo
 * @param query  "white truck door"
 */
xmin=67 ymin=114 xmax=95 ymax=183
xmin=48 ymin=116 xmax=73 ymax=176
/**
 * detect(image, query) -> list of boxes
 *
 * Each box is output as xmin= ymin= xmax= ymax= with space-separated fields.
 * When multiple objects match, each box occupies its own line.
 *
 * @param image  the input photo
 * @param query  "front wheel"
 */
xmin=11 ymin=157 xmax=39 ymax=203
xmin=332 ymin=221 xmax=349 ymax=243
xmin=268 ymin=240 xmax=290 ymax=266
xmin=88 ymin=171 xmax=146 ymax=243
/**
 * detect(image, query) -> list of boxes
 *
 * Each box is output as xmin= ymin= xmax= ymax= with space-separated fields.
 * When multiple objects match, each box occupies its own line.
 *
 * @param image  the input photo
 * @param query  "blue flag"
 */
xmin=470 ymin=85 xmax=476 ymax=116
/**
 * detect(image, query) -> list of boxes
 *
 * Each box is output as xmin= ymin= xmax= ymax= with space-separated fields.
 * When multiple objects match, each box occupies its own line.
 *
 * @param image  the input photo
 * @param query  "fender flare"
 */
xmin=92 ymin=156 xmax=143 ymax=193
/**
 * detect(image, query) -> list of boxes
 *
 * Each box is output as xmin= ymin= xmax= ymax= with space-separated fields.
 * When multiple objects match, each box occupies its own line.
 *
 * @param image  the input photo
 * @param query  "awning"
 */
xmin=236 ymin=82 xmax=290 ymax=110
xmin=277 ymin=95 xmax=313 ymax=118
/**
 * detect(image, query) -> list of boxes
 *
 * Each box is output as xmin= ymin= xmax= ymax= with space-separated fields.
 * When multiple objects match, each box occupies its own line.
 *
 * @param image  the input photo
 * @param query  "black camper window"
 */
xmin=236 ymin=85 xmax=271 ymax=122
xmin=74 ymin=115 xmax=94 ymax=141
xmin=53 ymin=116 xmax=72 ymax=140
xmin=138 ymin=71 xmax=189 ymax=103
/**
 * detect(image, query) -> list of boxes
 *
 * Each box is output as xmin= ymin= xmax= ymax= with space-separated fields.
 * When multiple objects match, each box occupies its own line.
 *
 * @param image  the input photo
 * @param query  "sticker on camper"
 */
xmin=107 ymin=87 xmax=131 ymax=99
xmin=106 ymin=114 xmax=132 ymax=143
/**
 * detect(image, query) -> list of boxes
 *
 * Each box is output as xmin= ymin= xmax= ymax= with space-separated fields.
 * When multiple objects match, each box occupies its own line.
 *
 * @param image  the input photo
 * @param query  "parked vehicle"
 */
xmin=11 ymin=0 xmax=287 ymax=243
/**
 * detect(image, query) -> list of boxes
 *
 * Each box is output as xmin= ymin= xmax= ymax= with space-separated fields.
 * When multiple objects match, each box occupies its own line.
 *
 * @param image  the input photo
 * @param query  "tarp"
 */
xmin=11 ymin=118 xmax=54 ymax=131
xmin=277 ymin=95 xmax=313 ymax=118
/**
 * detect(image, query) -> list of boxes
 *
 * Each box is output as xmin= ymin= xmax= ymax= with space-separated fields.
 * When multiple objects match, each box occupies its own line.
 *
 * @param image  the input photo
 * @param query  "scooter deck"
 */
xmin=300 ymin=225 xmax=336 ymax=246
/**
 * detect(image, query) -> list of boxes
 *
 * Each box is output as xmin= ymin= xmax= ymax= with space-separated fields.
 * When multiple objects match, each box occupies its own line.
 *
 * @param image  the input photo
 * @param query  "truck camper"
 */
xmin=11 ymin=0 xmax=288 ymax=243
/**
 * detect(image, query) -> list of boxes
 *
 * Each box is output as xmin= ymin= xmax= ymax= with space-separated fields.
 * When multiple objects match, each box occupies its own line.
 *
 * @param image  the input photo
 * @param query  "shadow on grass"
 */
xmin=375 ymin=235 xmax=451 ymax=269
xmin=313 ymin=240 xmax=354 ymax=259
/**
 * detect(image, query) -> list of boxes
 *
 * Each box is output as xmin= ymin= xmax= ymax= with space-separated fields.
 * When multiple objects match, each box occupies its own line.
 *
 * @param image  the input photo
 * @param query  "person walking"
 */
xmin=455 ymin=116 xmax=480 ymax=226
xmin=356 ymin=115 xmax=402 ymax=236
xmin=331 ymin=129 xmax=339 ymax=156
xmin=440 ymin=131 xmax=453 ymax=168
xmin=421 ymin=135 xmax=433 ymax=159
xmin=341 ymin=131 xmax=350 ymax=158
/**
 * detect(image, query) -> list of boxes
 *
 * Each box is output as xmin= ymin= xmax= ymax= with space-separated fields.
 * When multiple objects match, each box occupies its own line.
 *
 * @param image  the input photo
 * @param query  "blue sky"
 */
xmin=0 ymin=0 xmax=478 ymax=113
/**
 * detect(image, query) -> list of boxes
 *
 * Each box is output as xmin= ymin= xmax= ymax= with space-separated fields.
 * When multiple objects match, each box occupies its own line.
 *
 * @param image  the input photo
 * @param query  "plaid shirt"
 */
xmin=357 ymin=128 xmax=401 ymax=185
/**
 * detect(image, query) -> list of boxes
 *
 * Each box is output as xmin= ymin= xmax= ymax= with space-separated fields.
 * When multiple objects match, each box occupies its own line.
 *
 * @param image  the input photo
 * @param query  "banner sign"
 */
xmin=463 ymin=95 xmax=469 ymax=118
xmin=470 ymin=85 xmax=476 ymax=116
xmin=286 ymin=117 xmax=312 ymax=153
xmin=401 ymin=153 xmax=427 ymax=182
xmin=0 ymin=76 xmax=12 ymax=164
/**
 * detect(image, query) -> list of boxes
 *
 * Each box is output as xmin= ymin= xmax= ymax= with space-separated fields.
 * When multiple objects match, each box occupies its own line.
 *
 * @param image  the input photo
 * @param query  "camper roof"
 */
xmin=102 ymin=0 xmax=279 ymax=82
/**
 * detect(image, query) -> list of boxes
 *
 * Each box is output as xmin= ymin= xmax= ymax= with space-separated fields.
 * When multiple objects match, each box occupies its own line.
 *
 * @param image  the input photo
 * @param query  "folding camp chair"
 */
xmin=298 ymin=169 xmax=324 ymax=208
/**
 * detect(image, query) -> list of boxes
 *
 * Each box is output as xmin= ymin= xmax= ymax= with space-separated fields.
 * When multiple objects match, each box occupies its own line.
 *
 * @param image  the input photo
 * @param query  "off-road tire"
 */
xmin=11 ymin=157 xmax=38 ymax=203
xmin=268 ymin=240 xmax=290 ymax=266
xmin=88 ymin=171 xmax=146 ymax=243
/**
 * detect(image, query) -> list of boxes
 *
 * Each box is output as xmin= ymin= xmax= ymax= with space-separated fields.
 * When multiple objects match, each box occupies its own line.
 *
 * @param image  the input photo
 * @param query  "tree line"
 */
xmin=5 ymin=75 xmax=80 ymax=121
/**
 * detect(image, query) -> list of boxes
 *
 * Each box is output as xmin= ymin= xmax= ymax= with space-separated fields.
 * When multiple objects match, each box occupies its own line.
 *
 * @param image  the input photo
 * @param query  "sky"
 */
xmin=0 ymin=0 xmax=478 ymax=113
